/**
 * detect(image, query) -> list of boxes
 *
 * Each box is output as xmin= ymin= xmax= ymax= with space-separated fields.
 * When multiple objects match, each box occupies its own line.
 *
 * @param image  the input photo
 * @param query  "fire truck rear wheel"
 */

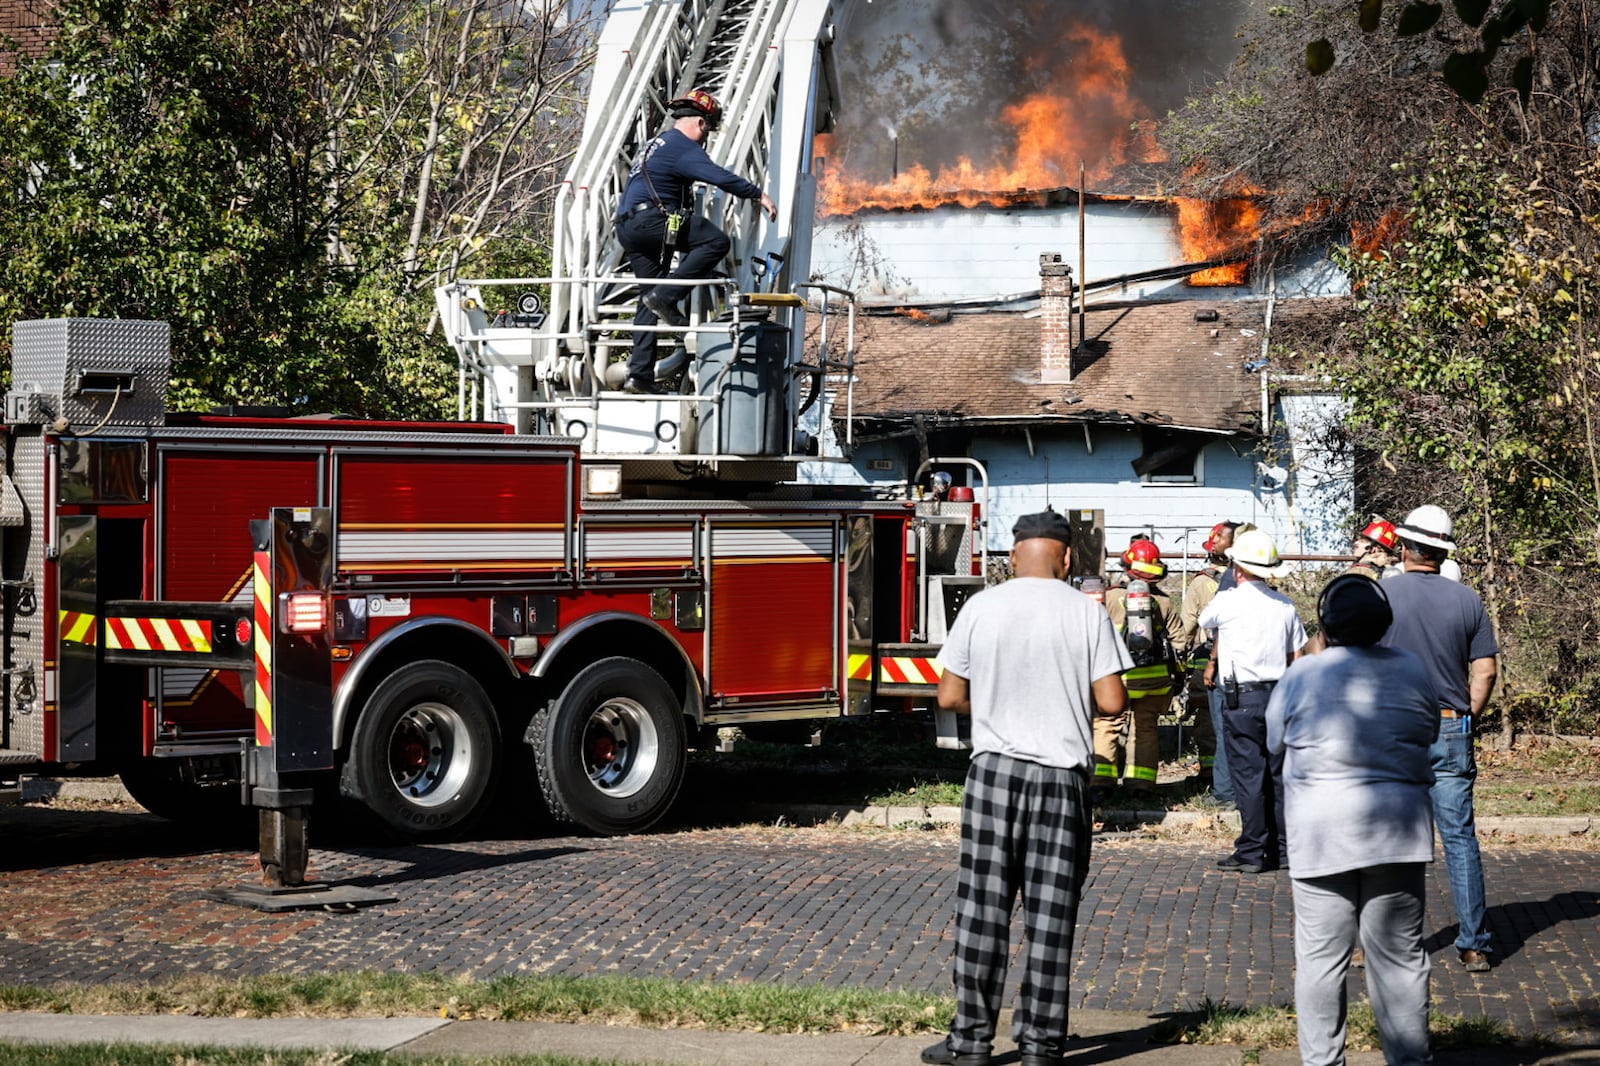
xmin=532 ymin=656 xmax=686 ymax=836
xmin=341 ymin=660 xmax=500 ymax=840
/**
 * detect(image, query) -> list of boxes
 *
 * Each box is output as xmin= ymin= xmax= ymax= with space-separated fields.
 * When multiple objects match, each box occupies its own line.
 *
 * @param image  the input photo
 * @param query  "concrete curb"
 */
xmin=0 ymin=1010 xmax=1589 ymax=1064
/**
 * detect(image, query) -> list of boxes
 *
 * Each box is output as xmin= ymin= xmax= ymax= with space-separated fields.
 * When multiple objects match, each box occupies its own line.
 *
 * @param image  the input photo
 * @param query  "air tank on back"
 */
xmin=687 ymin=311 xmax=787 ymax=457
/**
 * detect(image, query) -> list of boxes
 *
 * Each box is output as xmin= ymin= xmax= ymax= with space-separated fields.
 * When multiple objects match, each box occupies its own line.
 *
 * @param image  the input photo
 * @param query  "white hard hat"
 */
xmin=1396 ymin=504 xmax=1456 ymax=552
xmin=1224 ymin=528 xmax=1287 ymax=579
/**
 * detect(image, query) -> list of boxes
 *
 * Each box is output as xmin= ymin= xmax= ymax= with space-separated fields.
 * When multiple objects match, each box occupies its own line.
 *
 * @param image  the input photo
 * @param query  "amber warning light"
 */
xmin=281 ymin=593 xmax=328 ymax=634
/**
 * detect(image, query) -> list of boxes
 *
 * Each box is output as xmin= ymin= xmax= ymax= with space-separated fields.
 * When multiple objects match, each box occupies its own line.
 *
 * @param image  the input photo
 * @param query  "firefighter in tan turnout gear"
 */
xmin=1347 ymin=516 xmax=1401 ymax=580
xmin=1093 ymin=538 xmax=1179 ymax=798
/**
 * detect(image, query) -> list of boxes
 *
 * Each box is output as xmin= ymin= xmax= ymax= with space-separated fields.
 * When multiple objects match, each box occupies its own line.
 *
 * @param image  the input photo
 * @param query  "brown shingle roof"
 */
xmin=848 ymin=299 xmax=1285 ymax=436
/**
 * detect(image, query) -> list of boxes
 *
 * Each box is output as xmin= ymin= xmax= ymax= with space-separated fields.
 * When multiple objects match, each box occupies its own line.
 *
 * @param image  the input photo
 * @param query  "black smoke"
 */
xmin=829 ymin=0 xmax=1247 ymax=187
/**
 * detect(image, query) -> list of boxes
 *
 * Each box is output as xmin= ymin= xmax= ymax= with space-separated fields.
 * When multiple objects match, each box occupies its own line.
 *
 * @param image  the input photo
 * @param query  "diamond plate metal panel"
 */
xmin=11 ymin=319 xmax=170 ymax=429
xmin=4 ymin=434 xmax=45 ymax=756
xmin=916 ymin=499 xmax=975 ymax=574
xmin=0 ymin=476 xmax=22 ymax=527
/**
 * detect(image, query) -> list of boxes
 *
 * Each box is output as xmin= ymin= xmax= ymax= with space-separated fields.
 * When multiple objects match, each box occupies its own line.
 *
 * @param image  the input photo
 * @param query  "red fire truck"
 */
xmin=0 ymin=0 xmax=994 ymax=892
xmin=0 ymin=318 xmax=983 ymax=859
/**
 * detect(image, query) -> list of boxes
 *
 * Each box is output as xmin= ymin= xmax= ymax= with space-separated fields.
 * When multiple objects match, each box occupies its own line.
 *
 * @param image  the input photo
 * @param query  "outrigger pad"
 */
xmin=202 ymin=882 xmax=397 ymax=914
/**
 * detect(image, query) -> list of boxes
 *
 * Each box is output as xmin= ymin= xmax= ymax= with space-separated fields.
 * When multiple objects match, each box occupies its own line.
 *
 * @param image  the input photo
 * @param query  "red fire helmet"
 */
xmin=668 ymin=89 xmax=723 ymax=131
xmin=1122 ymin=538 xmax=1164 ymax=577
xmin=1357 ymin=517 xmax=1399 ymax=551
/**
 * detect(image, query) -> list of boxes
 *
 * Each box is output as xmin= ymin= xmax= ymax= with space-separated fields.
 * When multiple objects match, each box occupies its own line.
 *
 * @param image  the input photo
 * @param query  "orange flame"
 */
xmin=817 ymin=23 xmax=1162 ymax=216
xmin=1175 ymin=196 xmax=1262 ymax=286
xmin=1350 ymin=207 xmax=1407 ymax=260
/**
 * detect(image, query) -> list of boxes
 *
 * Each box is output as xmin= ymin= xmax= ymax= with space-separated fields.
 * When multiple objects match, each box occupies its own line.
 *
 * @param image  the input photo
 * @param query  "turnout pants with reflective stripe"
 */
xmin=949 ymin=752 xmax=1093 ymax=1059
xmin=1093 ymin=691 xmax=1167 ymax=785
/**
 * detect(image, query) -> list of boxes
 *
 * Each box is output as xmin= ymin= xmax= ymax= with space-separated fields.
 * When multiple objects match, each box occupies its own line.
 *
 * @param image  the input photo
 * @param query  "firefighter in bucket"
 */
xmin=1092 ymin=537 xmax=1180 ymax=802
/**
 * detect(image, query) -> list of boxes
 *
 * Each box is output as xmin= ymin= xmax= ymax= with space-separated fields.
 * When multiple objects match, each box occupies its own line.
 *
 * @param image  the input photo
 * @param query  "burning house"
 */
xmin=804 ymin=0 xmax=1353 ymax=564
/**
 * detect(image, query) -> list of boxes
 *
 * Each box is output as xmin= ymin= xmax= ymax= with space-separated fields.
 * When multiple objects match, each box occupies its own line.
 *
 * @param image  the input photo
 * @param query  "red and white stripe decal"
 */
xmin=104 ymin=616 xmax=214 ymax=653
xmin=878 ymin=656 xmax=942 ymax=684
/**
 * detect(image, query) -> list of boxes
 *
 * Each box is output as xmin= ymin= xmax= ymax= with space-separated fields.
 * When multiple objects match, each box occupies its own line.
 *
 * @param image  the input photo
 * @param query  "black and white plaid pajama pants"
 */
xmin=949 ymin=751 xmax=1093 ymax=1058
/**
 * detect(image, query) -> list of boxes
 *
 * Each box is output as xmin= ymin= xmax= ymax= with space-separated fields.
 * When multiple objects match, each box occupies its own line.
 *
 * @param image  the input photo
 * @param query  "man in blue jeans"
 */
xmin=1381 ymin=504 xmax=1500 ymax=973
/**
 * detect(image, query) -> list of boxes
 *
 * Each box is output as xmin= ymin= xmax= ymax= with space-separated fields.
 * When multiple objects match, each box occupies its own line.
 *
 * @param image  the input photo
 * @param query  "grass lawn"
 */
xmin=682 ymin=721 xmax=1600 ymax=823
xmin=0 ymin=973 xmax=1542 ymax=1056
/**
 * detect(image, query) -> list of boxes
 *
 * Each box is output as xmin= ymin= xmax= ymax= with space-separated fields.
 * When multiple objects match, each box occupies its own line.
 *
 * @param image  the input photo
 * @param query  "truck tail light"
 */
xmin=281 ymin=593 xmax=327 ymax=634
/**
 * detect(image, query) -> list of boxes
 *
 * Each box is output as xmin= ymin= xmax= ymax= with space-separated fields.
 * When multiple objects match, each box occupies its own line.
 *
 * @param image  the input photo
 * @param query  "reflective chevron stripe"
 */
xmin=103 ymin=616 xmax=213 ymax=654
xmin=878 ymin=656 xmax=942 ymax=684
xmin=58 ymin=611 xmax=96 ymax=645
xmin=253 ymin=551 xmax=273 ymax=746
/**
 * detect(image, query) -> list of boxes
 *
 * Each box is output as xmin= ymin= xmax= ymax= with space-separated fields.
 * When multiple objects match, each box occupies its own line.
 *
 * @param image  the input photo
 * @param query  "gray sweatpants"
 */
xmin=1291 ymin=863 xmax=1432 ymax=1066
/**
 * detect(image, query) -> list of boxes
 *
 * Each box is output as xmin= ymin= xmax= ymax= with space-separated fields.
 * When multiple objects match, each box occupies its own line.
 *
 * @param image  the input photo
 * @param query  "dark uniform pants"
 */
xmin=616 ymin=209 xmax=732 ymax=381
xmin=949 ymin=752 xmax=1092 ymax=1059
xmin=1223 ymin=683 xmax=1287 ymax=867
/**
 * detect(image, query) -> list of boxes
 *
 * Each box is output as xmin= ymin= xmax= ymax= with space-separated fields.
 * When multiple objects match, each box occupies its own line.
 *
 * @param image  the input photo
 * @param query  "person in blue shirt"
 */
xmin=614 ymin=89 xmax=777 ymax=394
xmin=1381 ymin=504 xmax=1500 ymax=974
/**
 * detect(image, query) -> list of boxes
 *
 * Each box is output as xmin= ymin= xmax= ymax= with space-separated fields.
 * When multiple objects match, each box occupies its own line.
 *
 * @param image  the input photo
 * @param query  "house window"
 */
xmin=1134 ymin=428 xmax=1205 ymax=485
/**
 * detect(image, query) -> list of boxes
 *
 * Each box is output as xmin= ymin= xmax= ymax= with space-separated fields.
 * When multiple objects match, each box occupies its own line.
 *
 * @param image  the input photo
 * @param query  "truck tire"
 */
xmin=531 ymin=656 xmax=686 ymax=835
xmin=340 ymin=660 xmax=499 ymax=840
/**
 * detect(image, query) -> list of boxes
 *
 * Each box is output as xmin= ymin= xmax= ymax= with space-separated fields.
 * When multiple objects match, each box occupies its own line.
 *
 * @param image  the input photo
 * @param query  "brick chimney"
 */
xmin=1039 ymin=252 xmax=1074 ymax=383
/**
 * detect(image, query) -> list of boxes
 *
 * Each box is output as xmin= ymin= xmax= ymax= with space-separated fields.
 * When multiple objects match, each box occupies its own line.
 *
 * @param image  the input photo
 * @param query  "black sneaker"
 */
xmin=623 ymin=377 xmax=665 ymax=395
xmin=1216 ymin=854 xmax=1248 ymax=869
xmin=920 ymin=1039 xmax=991 ymax=1066
xmin=643 ymin=292 xmax=688 ymax=327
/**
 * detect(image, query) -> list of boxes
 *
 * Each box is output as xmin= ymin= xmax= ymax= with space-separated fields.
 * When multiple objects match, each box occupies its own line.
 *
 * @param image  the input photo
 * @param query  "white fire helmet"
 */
xmin=1396 ymin=504 xmax=1456 ymax=552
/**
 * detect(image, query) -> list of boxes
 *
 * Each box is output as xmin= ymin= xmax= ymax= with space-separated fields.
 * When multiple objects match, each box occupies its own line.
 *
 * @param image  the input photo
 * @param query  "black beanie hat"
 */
xmin=1011 ymin=508 xmax=1073 ymax=546
xmin=1318 ymin=573 xmax=1394 ymax=647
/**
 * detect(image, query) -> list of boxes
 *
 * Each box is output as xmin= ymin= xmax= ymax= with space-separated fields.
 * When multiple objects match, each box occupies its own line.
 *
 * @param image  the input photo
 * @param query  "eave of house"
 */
xmin=849 ymin=410 xmax=1244 ymax=446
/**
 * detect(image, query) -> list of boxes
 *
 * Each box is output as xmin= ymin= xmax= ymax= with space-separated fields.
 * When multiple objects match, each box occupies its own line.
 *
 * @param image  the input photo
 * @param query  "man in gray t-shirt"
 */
xmin=921 ymin=509 xmax=1131 ymax=1066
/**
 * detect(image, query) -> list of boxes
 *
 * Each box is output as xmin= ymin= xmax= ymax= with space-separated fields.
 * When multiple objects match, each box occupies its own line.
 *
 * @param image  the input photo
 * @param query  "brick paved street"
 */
xmin=1 ymin=804 xmax=1597 ymax=1043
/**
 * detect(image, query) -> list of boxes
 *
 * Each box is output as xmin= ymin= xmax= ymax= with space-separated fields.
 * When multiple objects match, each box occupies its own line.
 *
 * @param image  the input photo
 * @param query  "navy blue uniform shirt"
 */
xmin=615 ymin=129 xmax=762 ymax=220
xmin=1380 ymin=571 xmax=1498 ymax=713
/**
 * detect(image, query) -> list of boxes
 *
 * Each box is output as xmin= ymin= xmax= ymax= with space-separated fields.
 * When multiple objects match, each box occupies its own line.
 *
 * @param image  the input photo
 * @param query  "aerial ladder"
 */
xmin=434 ymin=0 xmax=855 ymax=475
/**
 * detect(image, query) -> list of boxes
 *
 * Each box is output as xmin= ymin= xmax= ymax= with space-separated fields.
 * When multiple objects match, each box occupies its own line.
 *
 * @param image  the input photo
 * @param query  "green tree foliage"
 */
xmin=1321 ymin=145 xmax=1598 ymax=570
xmin=1170 ymin=1 xmax=1600 ymax=727
xmin=0 ymin=0 xmax=589 ymax=418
